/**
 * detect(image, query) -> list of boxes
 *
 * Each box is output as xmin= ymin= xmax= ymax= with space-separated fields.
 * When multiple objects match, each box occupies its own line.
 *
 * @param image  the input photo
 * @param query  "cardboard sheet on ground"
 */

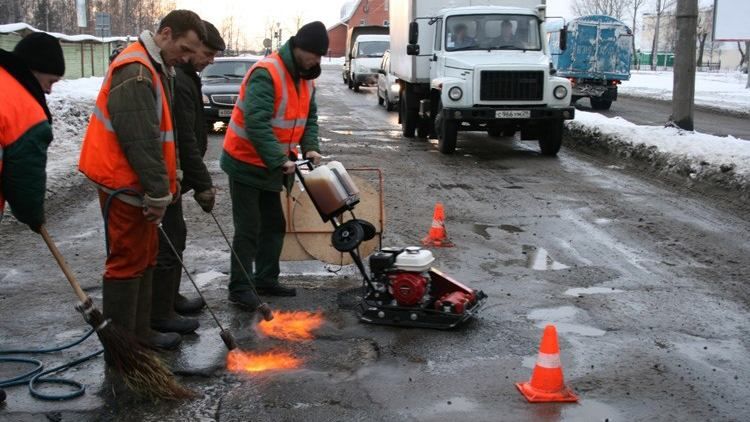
xmin=280 ymin=170 xmax=384 ymax=265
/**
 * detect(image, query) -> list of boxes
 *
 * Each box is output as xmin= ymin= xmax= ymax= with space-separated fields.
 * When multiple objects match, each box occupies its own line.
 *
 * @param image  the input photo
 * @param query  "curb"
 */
xmin=563 ymin=122 xmax=750 ymax=203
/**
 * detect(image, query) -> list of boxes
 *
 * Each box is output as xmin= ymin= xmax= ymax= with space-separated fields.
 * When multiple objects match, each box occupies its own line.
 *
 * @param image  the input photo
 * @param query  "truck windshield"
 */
xmin=357 ymin=41 xmax=390 ymax=58
xmin=445 ymin=15 xmax=541 ymax=52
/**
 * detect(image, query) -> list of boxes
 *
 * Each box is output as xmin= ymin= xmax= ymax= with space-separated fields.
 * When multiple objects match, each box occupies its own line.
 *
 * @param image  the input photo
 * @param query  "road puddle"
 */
xmin=523 ymin=245 xmax=570 ymax=270
xmin=564 ymin=287 xmax=624 ymax=296
xmin=527 ymin=306 xmax=606 ymax=337
xmin=472 ymin=223 xmax=525 ymax=240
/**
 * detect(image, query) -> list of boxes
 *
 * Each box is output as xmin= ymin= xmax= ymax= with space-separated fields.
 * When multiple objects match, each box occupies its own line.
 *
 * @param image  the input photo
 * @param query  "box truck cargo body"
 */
xmin=389 ymin=0 xmax=575 ymax=155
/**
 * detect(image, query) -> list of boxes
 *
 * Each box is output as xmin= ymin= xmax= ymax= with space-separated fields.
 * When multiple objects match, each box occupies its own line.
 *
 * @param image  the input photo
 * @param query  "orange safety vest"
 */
xmin=78 ymin=41 xmax=177 ymax=196
xmin=0 ymin=67 xmax=49 ymax=215
xmin=223 ymin=52 xmax=313 ymax=167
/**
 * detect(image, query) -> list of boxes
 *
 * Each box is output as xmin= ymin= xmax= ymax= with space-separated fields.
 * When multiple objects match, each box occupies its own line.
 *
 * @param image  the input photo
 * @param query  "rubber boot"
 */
xmin=102 ymin=278 xmax=139 ymax=365
xmin=173 ymin=267 xmax=205 ymax=314
xmin=151 ymin=266 xmax=199 ymax=334
xmin=136 ymin=268 xmax=181 ymax=350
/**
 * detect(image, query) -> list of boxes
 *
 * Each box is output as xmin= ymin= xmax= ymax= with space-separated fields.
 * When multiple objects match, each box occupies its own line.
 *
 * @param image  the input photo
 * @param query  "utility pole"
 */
xmin=651 ymin=0 xmax=663 ymax=70
xmin=746 ymin=40 xmax=750 ymax=89
xmin=671 ymin=0 xmax=698 ymax=130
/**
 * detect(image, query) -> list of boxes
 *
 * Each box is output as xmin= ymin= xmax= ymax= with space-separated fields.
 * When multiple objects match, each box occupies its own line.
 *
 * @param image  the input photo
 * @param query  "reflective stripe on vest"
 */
xmin=222 ymin=52 xmax=312 ymax=168
xmin=91 ymin=50 xmax=174 ymax=143
xmin=78 ymin=41 xmax=177 ymax=194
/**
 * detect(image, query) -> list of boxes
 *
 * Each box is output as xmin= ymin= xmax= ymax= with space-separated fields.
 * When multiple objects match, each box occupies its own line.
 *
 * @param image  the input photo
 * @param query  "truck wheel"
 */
xmin=348 ymin=77 xmax=354 ymax=90
xmin=590 ymin=97 xmax=612 ymax=110
xmin=400 ymin=96 xmax=417 ymax=138
xmin=538 ymin=120 xmax=563 ymax=156
xmin=378 ymin=91 xmax=384 ymax=106
xmin=353 ymin=82 xmax=361 ymax=92
xmin=436 ymin=104 xmax=457 ymax=154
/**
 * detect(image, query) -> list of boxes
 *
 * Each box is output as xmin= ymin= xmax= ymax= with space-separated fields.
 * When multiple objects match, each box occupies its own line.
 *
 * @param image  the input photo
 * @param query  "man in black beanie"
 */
xmin=219 ymin=21 xmax=327 ymax=304
xmin=0 ymin=32 xmax=64 ymax=401
xmin=1 ymin=32 xmax=65 ymax=231
xmin=151 ymin=20 xmax=228 ymax=333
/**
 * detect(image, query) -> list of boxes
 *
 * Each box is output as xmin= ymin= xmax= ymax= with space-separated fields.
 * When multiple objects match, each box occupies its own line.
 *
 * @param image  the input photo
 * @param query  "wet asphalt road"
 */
xmin=1 ymin=65 xmax=749 ymax=421
xmin=576 ymin=94 xmax=750 ymax=140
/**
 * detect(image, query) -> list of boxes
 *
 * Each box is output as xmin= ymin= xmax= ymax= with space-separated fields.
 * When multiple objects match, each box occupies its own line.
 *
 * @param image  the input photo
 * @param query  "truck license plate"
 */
xmin=495 ymin=110 xmax=530 ymax=119
xmin=218 ymin=109 xmax=233 ymax=117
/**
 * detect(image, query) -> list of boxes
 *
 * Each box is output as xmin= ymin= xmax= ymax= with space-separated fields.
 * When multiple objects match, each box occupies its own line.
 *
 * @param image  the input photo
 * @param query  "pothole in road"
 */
xmin=527 ymin=306 xmax=606 ymax=337
xmin=523 ymin=245 xmax=570 ymax=271
xmin=564 ymin=286 xmax=624 ymax=296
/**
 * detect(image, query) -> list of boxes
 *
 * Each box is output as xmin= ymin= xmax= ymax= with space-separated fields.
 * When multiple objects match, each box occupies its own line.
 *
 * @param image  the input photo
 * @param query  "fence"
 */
xmin=0 ymin=23 xmax=130 ymax=79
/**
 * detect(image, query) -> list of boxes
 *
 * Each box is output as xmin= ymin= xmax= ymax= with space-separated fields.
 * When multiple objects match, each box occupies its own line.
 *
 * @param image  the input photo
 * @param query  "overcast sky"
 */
xmin=176 ymin=0 xmax=575 ymax=49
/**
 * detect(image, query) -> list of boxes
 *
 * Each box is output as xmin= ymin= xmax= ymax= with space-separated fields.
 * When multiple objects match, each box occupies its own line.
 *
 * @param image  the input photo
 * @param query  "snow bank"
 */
xmin=45 ymin=77 xmax=102 ymax=194
xmin=620 ymin=70 xmax=750 ymax=116
xmin=566 ymin=111 xmax=750 ymax=196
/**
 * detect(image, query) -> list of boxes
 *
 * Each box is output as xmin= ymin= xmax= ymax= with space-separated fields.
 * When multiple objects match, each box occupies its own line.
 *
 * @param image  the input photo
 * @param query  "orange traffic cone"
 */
xmin=422 ymin=202 xmax=454 ymax=247
xmin=516 ymin=324 xmax=578 ymax=403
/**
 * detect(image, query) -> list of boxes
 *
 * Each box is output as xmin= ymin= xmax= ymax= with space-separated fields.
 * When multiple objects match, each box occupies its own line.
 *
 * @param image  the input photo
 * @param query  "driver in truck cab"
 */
xmin=450 ymin=23 xmax=476 ymax=49
xmin=493 ymin=20 xmax=518 ymax=47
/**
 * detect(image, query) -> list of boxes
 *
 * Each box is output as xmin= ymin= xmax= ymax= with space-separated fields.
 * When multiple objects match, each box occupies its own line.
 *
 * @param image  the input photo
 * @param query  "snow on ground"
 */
xmin=567 ymin=111 xmax=750 ymax=194
xmin=45 ymin=77 xmax=102 ymax=194
xmin=323 ymin=56 xmax=345 ymax=66
xmin=620 ymin=70 xmax=750 ymax=115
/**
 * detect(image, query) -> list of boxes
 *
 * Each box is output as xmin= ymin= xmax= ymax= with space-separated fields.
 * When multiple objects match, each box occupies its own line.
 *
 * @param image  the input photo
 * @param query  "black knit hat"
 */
xmin=14 ymin=32 xmax=65 ymax=76
xmin=203 ymin=20 xmax=225 ymax=51
xmin=292 ymin=21 xmax=329 ymax=56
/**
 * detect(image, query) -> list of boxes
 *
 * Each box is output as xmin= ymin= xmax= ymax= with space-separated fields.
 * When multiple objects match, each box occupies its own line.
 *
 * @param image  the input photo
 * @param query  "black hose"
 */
xmin=0 ymin=328 xmax=104 ymax=401
xmin=101 ymin=187 xmax=143 ymax=256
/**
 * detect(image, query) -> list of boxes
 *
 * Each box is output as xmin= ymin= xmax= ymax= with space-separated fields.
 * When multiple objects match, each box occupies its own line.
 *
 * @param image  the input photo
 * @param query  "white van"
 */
xmin=348 ymin=34 xmax=390 ymax=92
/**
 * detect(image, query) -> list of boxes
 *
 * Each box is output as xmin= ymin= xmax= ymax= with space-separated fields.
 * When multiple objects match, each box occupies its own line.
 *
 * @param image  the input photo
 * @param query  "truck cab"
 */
xmin=392 ymin=1 xmax=575 ymax=155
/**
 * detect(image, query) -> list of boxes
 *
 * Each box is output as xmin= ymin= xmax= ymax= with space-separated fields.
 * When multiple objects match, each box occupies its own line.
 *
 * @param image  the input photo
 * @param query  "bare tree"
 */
xmin=738 ymin=42 xmax=747 ymax=71
xmin=628 ymin=0 xmax=647 ymax=68
xmin=650 ymin=0 xmax=675 ymax=70
xmin=695 ymin=6 xmax=713 ymax=67
xmin=571 ymin=0 xmax=629 ymax=20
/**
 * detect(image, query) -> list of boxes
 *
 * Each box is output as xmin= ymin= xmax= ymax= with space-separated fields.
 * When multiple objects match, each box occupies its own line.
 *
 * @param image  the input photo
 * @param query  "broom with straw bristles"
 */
xmin=39 ymin=225 xmax=193 ymax=400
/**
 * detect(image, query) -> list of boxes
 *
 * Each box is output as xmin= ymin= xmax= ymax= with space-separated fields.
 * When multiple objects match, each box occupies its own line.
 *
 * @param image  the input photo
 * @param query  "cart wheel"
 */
xmin=331 ymin=220 xmax=365 ymax=252
xmin=352 ymin=219 xmax=376 ymax=241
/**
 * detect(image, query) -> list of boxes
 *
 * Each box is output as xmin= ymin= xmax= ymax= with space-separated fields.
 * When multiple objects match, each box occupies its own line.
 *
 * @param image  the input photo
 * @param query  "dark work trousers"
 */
xmin=228 ymin=177 xmax=285 ymax=292
xmin=156 ymin=196 xmax=186 ymax=271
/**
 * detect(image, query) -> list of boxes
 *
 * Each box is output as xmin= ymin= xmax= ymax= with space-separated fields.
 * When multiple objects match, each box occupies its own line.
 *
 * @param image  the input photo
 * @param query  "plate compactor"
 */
xmin=295 ymin=161 xmax=487 ymax=329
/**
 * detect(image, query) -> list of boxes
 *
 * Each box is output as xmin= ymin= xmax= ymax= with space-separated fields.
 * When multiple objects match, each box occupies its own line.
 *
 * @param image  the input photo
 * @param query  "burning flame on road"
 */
xmin=227 ymin=350 xmax=302 ymax=373
xmin=257 ymin=311 xmax=325 ymax=342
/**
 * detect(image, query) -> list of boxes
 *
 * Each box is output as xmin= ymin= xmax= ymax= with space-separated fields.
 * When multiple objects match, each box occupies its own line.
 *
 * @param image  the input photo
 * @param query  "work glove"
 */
xmin=305 ymin=151 xmax=323 ymax=166
xmin=171 ymin=181 xmax=182 ymax=204
xmin=194 ymin=187 xmax=216 ymax=213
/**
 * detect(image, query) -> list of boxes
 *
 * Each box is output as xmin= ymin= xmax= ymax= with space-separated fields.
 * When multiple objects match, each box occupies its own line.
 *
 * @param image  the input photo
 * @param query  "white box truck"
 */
xmin=390 ymin=0 xmax=574 ymax=155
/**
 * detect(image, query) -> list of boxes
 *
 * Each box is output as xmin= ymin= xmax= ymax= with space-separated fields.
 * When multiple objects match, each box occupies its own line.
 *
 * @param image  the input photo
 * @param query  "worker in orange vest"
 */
xmin=220 ymin=22 xmax=326 ymax=306
xmin=78 ymin=10 xmax=206 ymax=353
xmin=0 ymin=33 xmax=64 ymax=232
xmin=1 ymin=32 xmax=64 ymax=405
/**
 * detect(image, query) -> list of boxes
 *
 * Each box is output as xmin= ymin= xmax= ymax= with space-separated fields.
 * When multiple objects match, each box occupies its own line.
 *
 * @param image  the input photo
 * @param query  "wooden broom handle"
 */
xmin=39 ymin=225 xmax=88 ymax=303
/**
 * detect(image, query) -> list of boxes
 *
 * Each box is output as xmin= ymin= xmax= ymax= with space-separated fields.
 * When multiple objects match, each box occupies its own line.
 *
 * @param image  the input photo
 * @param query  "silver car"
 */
xmin=376 ymin=50 xmax=400 ymax=112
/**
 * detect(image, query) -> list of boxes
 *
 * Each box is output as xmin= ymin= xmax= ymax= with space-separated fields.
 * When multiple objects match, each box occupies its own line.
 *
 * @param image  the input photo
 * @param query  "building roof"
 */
xmin=0 ymin=22 xmax=131 ymax=43
xmin=327 ymin=0 xmax=363 ymax=31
